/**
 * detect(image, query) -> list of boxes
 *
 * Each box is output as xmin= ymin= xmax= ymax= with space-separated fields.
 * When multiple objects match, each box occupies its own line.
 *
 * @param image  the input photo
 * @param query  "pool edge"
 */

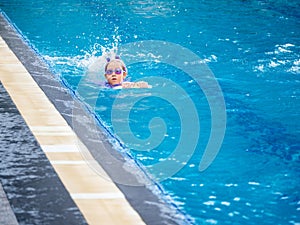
xmin=0 ymin=11 xmax=189 ymax=225
xmin=0 ymin=28 xmax=148 ymax=225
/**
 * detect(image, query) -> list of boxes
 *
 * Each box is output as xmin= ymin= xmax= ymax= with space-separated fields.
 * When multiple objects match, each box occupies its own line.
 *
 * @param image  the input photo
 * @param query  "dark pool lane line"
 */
xmin=0 ymin=12 xmax=186 ymax=225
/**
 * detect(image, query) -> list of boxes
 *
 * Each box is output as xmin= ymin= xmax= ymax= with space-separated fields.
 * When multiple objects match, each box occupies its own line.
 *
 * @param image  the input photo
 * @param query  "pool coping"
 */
xmin=0 ymin=11 xmax=188 ymax=225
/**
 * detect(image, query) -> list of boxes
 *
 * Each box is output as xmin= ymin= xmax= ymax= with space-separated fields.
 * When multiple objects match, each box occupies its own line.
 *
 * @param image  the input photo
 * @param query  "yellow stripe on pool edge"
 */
xmin=0 ymin=36 xmax=145 ymax=225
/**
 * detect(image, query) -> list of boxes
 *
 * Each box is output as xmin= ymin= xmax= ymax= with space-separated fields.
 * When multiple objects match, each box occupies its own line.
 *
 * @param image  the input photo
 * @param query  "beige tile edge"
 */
xmin=0 ymin=36 xmax=145 ymax=225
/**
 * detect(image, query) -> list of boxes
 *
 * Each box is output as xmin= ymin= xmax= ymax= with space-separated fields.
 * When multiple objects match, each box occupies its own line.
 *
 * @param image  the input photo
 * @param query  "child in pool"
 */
xmin=104 ymin=56 xmax=151 ymax=89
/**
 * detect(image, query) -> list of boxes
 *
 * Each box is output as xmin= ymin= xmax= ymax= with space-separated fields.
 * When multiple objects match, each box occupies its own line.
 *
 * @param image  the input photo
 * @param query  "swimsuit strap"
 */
xmin=112 ymin=83 xmax=122 ymax=87
xmin=105 ymin=82 xmax=122 ymax=89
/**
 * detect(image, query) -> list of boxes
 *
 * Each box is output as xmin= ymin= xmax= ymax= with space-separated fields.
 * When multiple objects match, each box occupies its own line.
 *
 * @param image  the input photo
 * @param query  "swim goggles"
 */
xmin=105 ymin=68 xmax=123 ymax=75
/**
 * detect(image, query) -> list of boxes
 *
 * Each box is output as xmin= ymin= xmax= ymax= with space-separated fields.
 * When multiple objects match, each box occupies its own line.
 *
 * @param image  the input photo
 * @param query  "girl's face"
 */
xmin=105 ymin=61 xmax=124 ymax=86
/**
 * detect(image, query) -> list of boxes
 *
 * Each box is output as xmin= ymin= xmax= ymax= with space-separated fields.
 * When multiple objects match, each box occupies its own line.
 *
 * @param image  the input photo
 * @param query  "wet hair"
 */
xmin=105 ymin=56 xmax=127 ymax=73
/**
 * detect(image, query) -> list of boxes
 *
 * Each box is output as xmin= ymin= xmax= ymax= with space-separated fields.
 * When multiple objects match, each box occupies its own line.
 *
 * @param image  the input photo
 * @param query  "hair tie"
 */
xmin=106 ymin=57 xmax=111 ymax=62
xmin=115 ymin=55 xmax=120 ymax=59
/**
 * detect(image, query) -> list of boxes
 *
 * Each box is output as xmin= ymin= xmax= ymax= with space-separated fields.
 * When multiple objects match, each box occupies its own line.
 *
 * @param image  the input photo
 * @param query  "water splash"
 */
xmin=44 ymin=43 xmax=120 ymax=84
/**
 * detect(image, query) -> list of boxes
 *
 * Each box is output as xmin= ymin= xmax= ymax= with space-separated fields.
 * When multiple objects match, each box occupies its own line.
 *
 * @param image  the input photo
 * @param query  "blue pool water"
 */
xmin=1 ymin=0 xmax=299 ymax=224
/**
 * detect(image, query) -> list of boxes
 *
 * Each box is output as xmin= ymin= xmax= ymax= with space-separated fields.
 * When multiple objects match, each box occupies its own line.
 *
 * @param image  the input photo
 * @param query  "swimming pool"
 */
xmin=1 ymin=0 xmax=299 ymax=224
